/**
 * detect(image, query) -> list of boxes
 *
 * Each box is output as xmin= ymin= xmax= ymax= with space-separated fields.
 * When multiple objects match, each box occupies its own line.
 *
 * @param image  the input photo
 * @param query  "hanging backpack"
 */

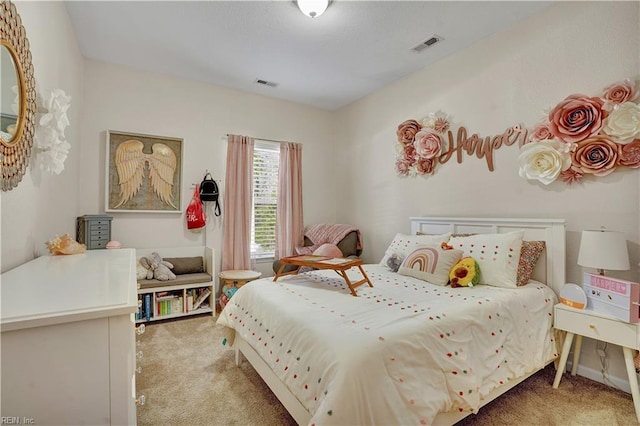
xmin=199 ymin=173 xmax=221 ymax=216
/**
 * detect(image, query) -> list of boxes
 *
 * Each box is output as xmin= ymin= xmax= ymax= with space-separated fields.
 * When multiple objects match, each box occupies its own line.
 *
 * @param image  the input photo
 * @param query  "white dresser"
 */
xmin=1 ymin=249 xmax=139 ymax=425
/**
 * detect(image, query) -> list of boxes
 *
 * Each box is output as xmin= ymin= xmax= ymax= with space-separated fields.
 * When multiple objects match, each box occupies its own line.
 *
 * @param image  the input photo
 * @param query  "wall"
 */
xmin=78 ymin=60 xmax=338 ymax=278
xmin=335 ymin=1 xmax=639 ymax=391
xmin=1 ymin=1 xmax=84 ymax=272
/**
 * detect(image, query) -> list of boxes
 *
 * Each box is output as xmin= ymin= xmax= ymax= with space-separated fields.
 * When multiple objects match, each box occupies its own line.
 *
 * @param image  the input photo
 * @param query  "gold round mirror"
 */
xmin=1 ymin=0 xmax=36 ymax=191
xmin=1 ymin=41 xmax=24 ymax=145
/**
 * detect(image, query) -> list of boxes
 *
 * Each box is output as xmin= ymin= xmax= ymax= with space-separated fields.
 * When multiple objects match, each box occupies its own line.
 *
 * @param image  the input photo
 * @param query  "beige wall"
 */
xmin=77 ymin=60 xmax=338 ymax=278
xmin=335 ymin=1 xmax=639 ymax=389
xmin=1 ymin=1 xmax=84 ymax=272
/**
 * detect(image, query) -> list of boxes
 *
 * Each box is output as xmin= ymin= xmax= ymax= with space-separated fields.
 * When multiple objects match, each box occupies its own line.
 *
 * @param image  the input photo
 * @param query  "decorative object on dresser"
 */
xmin=45 ymin=233 xmax=86 ymax=255
xmin=76 ymin=214 xmax=113 ymax=249
xmin=577 ymin=229 xmax=630 ymax=276
xmin=0 ymin=249 xmax=139 ymax=425
xmin=219 ymin=269 xmax=262 ymax=310
xmin=552 ymin=303 xmax=640 ymax=423
xmin=135 ymin=246 xmax=215 ymax=323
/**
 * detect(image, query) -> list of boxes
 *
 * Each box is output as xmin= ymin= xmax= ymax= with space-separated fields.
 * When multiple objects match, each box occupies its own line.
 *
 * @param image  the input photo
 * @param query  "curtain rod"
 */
xmin=223 ymin=134 xmax=291 ymax=144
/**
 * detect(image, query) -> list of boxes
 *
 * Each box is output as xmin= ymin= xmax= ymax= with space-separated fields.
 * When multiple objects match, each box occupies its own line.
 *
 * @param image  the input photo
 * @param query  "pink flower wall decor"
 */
xmin=520 ymin=78 xmax=639 ymax=185
xmin=394 ymin=78 xmax=639 ymax=184
xmin=393 ymin=111 xmax=529 ymax=177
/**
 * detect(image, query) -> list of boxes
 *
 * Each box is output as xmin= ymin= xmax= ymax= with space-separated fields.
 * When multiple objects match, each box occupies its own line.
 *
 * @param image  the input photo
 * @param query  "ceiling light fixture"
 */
xmin=296 ymin=0 xmax=331 ymax=18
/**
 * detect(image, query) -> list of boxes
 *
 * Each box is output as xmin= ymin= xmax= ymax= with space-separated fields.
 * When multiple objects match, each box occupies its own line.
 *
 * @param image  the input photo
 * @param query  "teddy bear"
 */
xmin=140 ymin=252 xmax=176 ymax=281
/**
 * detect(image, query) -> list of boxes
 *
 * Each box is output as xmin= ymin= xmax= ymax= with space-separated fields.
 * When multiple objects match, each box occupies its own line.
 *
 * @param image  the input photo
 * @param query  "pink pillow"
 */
xmin=313 ymin=243 xmax=343 ymax=258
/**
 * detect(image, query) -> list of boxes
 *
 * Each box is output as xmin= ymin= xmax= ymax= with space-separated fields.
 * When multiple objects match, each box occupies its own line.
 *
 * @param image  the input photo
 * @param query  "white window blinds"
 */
xmin=251 ymin=142 xmax=279 ymax=260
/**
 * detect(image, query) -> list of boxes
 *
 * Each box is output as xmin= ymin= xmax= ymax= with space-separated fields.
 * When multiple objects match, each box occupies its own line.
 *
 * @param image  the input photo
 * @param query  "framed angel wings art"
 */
xmin=106 ymin=130 xmax=183 ymax=213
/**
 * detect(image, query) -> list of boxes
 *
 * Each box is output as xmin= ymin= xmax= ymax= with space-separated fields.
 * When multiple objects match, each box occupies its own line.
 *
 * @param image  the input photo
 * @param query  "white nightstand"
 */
xmin=553 ymin=303 xmax=640 ymax=421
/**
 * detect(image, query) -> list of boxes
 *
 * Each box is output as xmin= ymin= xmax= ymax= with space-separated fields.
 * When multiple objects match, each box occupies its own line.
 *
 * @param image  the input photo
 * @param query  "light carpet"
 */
xmin=136 ymin=315 xmax=638 ymax=425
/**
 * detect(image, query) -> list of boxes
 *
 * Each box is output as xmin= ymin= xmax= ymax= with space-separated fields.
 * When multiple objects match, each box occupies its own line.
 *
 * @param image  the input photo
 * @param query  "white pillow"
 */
xmin=379 ymin=232 xmax=452 ymax=268
xmin=448 ymin=230 xmax=524 ymax=288
xmin=398 ymin=245 xmax=463 ymax=286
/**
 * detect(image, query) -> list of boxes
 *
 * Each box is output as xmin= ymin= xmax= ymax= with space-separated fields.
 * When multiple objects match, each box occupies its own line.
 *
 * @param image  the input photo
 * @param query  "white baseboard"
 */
xmin=567 ymin=360 xmax=632 ymax=394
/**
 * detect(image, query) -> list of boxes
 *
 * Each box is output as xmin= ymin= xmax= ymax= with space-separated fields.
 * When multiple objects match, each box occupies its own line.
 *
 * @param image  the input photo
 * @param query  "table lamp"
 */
xmin=577 ymin=229 xmax=630 ymax=276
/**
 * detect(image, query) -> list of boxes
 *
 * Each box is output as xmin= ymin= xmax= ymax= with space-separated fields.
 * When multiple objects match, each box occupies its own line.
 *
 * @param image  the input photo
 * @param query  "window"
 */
xmin=251 ymin=141 xmax=279 ymax=260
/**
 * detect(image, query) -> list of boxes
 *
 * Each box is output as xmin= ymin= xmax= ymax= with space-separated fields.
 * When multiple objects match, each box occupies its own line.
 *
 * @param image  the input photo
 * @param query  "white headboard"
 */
xmin=410 ymin=217 xmax=566 ymax=295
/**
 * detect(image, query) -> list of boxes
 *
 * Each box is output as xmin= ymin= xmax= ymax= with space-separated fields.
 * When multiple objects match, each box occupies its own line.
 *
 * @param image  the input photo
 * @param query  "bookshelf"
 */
xmin=136 ymin=282 xmax=213 ymax=323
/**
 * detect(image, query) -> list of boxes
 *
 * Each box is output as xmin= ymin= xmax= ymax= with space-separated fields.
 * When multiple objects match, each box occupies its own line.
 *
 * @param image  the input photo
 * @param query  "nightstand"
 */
xmin=552 ymin=303 xmax=640 ymax=421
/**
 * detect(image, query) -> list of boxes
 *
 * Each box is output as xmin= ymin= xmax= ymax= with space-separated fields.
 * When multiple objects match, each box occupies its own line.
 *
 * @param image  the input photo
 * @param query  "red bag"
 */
xmin=186 ymin=186 xmax=206 ymax=229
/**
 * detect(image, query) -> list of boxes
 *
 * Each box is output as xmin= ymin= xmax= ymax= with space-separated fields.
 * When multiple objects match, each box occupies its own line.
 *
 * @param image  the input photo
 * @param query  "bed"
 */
xmin=216 ymin=217 xmax=566 ymax=425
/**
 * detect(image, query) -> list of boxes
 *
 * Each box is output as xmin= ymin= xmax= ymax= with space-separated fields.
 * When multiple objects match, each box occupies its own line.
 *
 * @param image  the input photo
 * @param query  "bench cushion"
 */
xmin=137 ymin=272 xmax=212 ymax=290
xmin=163 ymin=256 xmax=204 ymax=275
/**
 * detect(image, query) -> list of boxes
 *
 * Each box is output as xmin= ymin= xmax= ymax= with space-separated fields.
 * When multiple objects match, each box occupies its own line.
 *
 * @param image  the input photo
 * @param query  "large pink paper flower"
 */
xmin=413 ymin=128 xmax=443 ymax=159
xmin=619 ymin=139 xmax=640 ymax=168
xmin=548 ymin=94 xmax=607 ymax=143
xmin=603 ymin=79 xmax=637 ymax=105
xmin=396 ymin=120 xmax=422 ymax=145
xmin=571 ymin=135 xmax=620 ymax=176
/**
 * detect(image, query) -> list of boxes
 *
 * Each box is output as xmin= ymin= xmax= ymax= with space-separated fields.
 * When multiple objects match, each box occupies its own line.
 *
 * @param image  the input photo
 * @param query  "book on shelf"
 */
xmin=192 ymin=289 xmax=211 ymax=311
xmin=186 ymin=295 xmax=194 ymax=313
xmin=144 ymin=294 xmax=151 ymax=322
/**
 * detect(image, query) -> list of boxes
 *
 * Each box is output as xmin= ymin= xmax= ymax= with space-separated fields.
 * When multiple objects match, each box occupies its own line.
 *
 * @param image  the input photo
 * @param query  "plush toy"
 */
xmin=137 ymin=257 xmax=154 ymax=280
xmin=449 ymin=257 xmax=480 ymax=288
xmin=141 ymin=252 xmax=176 ymax=281
xmin=386 ymin=253 xmax=403 ymax=273
xmin=440 ymin=241 xmax=454 ymax=250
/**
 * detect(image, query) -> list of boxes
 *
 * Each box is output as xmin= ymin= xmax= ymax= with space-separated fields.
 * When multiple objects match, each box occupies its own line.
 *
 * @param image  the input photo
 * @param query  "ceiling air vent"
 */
xmin=411 ymin=34 xmax=444 ymax=53
xmin=255 ymin=79 xmax=278 ymax=88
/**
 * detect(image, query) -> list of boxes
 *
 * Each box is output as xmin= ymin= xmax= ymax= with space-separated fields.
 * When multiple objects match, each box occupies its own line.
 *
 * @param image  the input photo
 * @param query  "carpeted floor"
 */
xmin=136 ymin=315 xmax=638 ymax=425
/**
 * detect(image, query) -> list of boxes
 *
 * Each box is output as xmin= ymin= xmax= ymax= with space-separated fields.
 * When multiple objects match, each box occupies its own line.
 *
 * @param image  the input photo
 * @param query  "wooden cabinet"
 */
xmin=1 ymin=249 xmax=139 ymax=425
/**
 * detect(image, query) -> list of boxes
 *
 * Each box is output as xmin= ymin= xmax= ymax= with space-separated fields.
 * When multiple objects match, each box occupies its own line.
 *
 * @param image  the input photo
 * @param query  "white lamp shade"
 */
xmin=297 ymin=0 xmax=329 ymax=18
xmin=577 ymin=230 xmax=630 ymax=271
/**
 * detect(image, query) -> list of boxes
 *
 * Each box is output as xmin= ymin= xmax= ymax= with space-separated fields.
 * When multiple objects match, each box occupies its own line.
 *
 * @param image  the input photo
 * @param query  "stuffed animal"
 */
xmin=386 ymin=253 xmax=403 ymax=273
xmin=449 ymin=257 xmax=480 ymax=288
xmin=137 ymin=257 xmax=154 ymax=280
xmin=141 ymin=252 xmax=176 ymax=281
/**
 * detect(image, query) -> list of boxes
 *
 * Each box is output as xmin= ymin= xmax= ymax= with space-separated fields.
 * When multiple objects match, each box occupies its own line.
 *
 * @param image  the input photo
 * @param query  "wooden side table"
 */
xmin=219 ymin=270 xmax=262 ymax=310
xmin=552 ymin=303 xmax=640 ymax=422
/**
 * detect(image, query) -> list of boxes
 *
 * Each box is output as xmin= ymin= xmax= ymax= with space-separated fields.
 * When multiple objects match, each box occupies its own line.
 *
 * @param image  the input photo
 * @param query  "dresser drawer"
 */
xmin=555 ymin=305 xmax=638 ymax=349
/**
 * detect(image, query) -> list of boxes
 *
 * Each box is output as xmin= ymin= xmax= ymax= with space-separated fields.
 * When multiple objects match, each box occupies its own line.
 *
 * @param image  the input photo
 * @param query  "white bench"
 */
xmin=135 ymin=246 xmax=215 ymax=323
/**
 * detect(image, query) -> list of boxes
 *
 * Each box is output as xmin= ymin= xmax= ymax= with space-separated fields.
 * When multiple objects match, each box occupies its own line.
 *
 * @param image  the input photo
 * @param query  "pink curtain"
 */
xmin=275 ymin=142 xmax=303 ymax=259
xmin=221 ymin=134 xmax=254 ymax=271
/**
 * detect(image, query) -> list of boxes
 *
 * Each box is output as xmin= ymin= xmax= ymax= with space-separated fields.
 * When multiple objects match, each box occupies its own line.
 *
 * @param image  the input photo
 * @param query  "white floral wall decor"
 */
xmin=33 ymin=88 xmax=71 ymax=175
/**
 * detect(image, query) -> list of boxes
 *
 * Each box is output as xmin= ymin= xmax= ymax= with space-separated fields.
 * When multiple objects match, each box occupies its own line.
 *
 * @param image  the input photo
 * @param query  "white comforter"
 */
xmin=216 ymin=264 xmax=557 ymax=425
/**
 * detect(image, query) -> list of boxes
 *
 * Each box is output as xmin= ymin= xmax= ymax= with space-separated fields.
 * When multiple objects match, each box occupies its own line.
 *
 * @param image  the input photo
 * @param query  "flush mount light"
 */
xmin=296 ymin=0 xmax=331 ymax=18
